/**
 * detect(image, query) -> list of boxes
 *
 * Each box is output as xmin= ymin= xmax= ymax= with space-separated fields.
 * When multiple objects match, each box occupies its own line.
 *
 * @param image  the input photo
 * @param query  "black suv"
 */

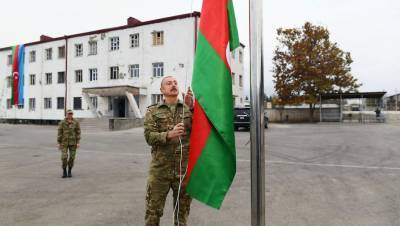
xmin=234 ymin=107 xmax=268 ymax=131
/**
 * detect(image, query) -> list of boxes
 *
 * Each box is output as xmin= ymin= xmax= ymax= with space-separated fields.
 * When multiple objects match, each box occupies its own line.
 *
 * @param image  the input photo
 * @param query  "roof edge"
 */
xmin=0 ymin=11 xmax=200 ymax=51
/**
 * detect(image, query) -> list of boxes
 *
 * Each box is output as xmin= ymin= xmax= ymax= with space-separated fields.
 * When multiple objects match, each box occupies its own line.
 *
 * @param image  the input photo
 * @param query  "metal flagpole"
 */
xmin=249 ymin=0 xmax=265 ymax=225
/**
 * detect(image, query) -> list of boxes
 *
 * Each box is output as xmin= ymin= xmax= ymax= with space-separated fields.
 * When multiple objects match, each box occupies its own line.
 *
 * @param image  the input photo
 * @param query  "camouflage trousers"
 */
xmin=145 ymin=172 xmax=192 ymax=226
xmin=61 ymin=145 xmax=77 ymax=169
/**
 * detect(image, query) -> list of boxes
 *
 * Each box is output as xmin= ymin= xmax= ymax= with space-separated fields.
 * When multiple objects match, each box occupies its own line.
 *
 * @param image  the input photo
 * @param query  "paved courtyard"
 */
xmin=0 ymin=123 xmax=400 ymax=226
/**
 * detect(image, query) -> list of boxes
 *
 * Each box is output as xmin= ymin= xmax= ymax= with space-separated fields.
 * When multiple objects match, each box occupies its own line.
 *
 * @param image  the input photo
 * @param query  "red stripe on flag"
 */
xmin=199 ymin=0 xmax=230 ymax=67
xmin=12 ymin=45 xmax=20 ymax=105
xmin=186 ymin=101 xmax=212 ymax=181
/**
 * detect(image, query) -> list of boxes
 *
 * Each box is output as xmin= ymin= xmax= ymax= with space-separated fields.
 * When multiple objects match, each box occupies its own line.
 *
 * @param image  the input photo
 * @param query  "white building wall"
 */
xmin=230 ymin=46 xmax=245 ymax=107
xmin=0 ymin=14 xmax=245 ymax=121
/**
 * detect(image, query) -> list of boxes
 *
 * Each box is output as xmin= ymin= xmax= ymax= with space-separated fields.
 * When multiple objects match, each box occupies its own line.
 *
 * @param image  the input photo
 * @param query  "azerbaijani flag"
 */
xmin=186 ymin=0 xmax=240 ymax=209
xmin=11 ymin=44 xmax=25 ymax=106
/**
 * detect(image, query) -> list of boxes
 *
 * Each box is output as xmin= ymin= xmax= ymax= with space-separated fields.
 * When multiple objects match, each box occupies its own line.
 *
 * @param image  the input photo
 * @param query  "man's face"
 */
xmin=67 ymin=113 xmax=73 ymax=119
xmin=160 ymin=77 xmax=179 ymax=97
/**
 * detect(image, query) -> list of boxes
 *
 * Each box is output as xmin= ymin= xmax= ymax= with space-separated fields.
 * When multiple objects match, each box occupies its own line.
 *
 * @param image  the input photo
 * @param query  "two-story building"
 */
xmin=0 ymin=12 xmax=245 ymax=124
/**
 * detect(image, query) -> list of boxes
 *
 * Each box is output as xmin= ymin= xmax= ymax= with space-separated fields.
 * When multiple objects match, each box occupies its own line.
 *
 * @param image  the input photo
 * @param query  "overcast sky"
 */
xmin=1 ymin=0 xmax=399 ymax=96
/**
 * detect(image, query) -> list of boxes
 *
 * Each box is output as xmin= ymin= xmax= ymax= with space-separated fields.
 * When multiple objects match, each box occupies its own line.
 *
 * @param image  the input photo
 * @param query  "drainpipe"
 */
xmin=64 ymin=36 xmax=68 ymax=116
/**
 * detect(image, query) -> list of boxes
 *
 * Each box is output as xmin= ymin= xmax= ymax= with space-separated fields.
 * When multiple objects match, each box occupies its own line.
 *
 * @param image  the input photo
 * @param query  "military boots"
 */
xmin=62 ymin=168 xmax=67 ymax=178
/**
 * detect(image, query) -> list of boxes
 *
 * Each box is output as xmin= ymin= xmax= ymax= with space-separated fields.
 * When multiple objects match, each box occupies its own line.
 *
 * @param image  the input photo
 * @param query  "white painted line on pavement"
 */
xmin=237 ymin=159 xmax=400 ymax=170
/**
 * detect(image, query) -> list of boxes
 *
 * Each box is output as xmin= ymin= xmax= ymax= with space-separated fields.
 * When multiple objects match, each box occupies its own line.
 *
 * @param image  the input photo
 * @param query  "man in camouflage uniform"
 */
xmin=144 ymin=76 xmax=194 ymax=226
xmin=57 ymin=109 xmax=81 ymax=178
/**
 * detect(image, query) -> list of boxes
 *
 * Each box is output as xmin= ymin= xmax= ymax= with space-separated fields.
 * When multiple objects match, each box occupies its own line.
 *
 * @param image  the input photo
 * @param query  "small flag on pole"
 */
xmin=11 ymin=44 xmax=25 ymax=106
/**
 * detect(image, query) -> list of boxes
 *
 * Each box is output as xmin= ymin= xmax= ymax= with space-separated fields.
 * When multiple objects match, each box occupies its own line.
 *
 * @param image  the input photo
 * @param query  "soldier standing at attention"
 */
xmin=57 ymin=109 xmax=81 ymax=178
xmin=144 ymin=76 xmax=194 ymax=226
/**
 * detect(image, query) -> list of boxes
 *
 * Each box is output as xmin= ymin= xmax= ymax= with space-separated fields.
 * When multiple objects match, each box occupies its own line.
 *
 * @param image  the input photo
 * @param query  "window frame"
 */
xmin=75 ymin=44 xmax=83 ymax=57
xmin=45 ymin=73 xmax=52 ymax=85
xmin=73 ymin=97 xmax=83 ymax=110
xmin=29 ymin=51 xmax=36 ymax=63
xmin=110 ymin=37 xmax=120 ymax=51
xmin=44 ymin=97 xmax=52 ymax=109
xmin=58 ymin=46 xmax=66 ymax=59
xmin=30 ymin=74 xmax=36 ymax=85
xmin=130 ymin=33 xmax=140 ymax=48
xmin=88 ymin=41 xmax=98 ymax=55
xmin=110 ymin=66 xmax=119 ymax=80
xmin=75 ymin=70 xmax=83 ymax=83
xmin=129 ymin=64 xmax=140 ymax=78
xmin=152 ymin=31 xmax=164 ymax=46
xmin=57 ymin=97 xmax=65 ymax=110
xmin=57 ymin=71 xmax=65 ymax=84
xmin=29 ymin=98 xmax=36 ymax=111
xmin=89 ymin=68 xmax=98 ymax=81
xmin=152 ymin=62 xmax=164 ymax=78
xmin=45 ymin=48 xmax=52 ymax=60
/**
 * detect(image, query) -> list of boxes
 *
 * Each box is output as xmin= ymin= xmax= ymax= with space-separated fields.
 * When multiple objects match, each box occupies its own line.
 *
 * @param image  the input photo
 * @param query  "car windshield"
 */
xmin=235 ymin=108 xmax=250 ymax=116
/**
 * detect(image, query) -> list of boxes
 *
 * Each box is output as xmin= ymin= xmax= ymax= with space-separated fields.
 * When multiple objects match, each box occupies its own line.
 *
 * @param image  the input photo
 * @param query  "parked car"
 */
xmin=233 ymin=107 xmax=268 ymax=131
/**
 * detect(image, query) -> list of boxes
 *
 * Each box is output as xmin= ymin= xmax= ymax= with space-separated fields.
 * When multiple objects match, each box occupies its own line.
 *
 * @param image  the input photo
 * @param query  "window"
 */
xmin=90 ymin=96 xmax=98 ymax=109
xmin=44 ymin=98 xmax=52 ymax=109
xmin=152 ymin=31 xmax=164 ymax=46
xmin=75 ymin=70 xmax=83 ymax=83
xmin=232 ymin=73 xmax=236 ymax=85
xmin=29 ymin=98 xmax=36 ymax=111
xmin=58 ymin=46 xmax=65 ymax=58
xmin=129 ymin=64 xmax=140 ymax=78
xmin=239 ymin=50 xmax=243 ymax=63
xmin=29 ymin=51 xmax=36 ymax=62
xmin=73 ymin=97 xmax=82 ymax=110
xmin=7 ymin=76 xmax=12 ymax=88
xmin=110 ymin=37 xmax=119 ymax=51
xmin=89 ymin=68 xmax=98 ymax=81
xmin=6 ymin=99 xmax=12 ymax=109
xmin=45 ymin=73 xmax=52 ymax=85
xmin=152 ymin=62 xmax=164 ymax=77
xmin=89 ymin=41 xmax=97 ymax=55
xmin=30 ymin=74 xmax=36 ymax=85
xmin=130 ymin=33 xmax=140 ymax=48
xmin=152 ymin=94 xmax=163 ymax=104
xmin=57 ymin=97 xmax=65 ymax=110
xmin=45 ymin=48 xmax=52 ymax=60
xmin=75 ymin=44 xmax=83 ymax=57
xmin=58 ymin=72 xmax=65 ymax=84
xmin=239 ymin=75 xmax=243 ymax=87
xmin=7 ymin=55 xmax=12 ymax=65
xmin=110 ymin=66 xmax=119 ymax=80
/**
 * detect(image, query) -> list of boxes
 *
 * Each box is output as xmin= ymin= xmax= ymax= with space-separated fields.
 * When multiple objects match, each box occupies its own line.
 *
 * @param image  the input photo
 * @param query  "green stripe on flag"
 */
xmin=192 ymin=32 xmax=236 ymax=151
xmin=187 ymin=127 xmax=236 ymax=209
xmin=227 ymin=0 xmax=240 ymax=50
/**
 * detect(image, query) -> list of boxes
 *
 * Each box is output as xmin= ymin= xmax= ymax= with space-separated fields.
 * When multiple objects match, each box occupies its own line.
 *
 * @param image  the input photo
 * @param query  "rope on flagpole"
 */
xmin=172 ymin=2 xmax=196 ymax=225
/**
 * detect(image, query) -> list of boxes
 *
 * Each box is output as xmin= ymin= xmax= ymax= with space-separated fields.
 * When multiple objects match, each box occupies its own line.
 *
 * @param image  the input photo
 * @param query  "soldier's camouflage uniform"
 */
xmin=57 ymin=119 xmax=81 ymax=169
xmin=144 ymin=100 xmax=193 ymax=226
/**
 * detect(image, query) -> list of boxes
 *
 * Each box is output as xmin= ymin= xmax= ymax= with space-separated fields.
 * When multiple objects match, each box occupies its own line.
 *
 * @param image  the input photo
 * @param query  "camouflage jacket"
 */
xmin=57 ymin=119 xmax=81 ymax=146
xmin=144 ymin=101 xmax=193 ymax=175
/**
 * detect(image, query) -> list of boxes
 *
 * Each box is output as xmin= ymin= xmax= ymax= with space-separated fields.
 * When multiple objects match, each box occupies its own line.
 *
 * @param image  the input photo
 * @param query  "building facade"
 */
xmin=0 ymin=12 xmax=245 ymax=122
xmin=384 ymin=93 xmax=399 ymax=111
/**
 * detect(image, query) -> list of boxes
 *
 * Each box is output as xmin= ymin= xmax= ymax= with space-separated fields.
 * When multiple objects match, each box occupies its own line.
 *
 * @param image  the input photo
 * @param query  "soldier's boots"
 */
xmin=67 ymin=167 xmax=72 ymax=178
xmin=62 ymin=168 xmax=67 ymax=178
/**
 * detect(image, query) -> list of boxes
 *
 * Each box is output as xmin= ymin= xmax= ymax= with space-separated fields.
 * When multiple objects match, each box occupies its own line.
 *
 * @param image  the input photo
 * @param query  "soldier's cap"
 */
xmin=66 ymin=110 xmax=73 ymax=114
